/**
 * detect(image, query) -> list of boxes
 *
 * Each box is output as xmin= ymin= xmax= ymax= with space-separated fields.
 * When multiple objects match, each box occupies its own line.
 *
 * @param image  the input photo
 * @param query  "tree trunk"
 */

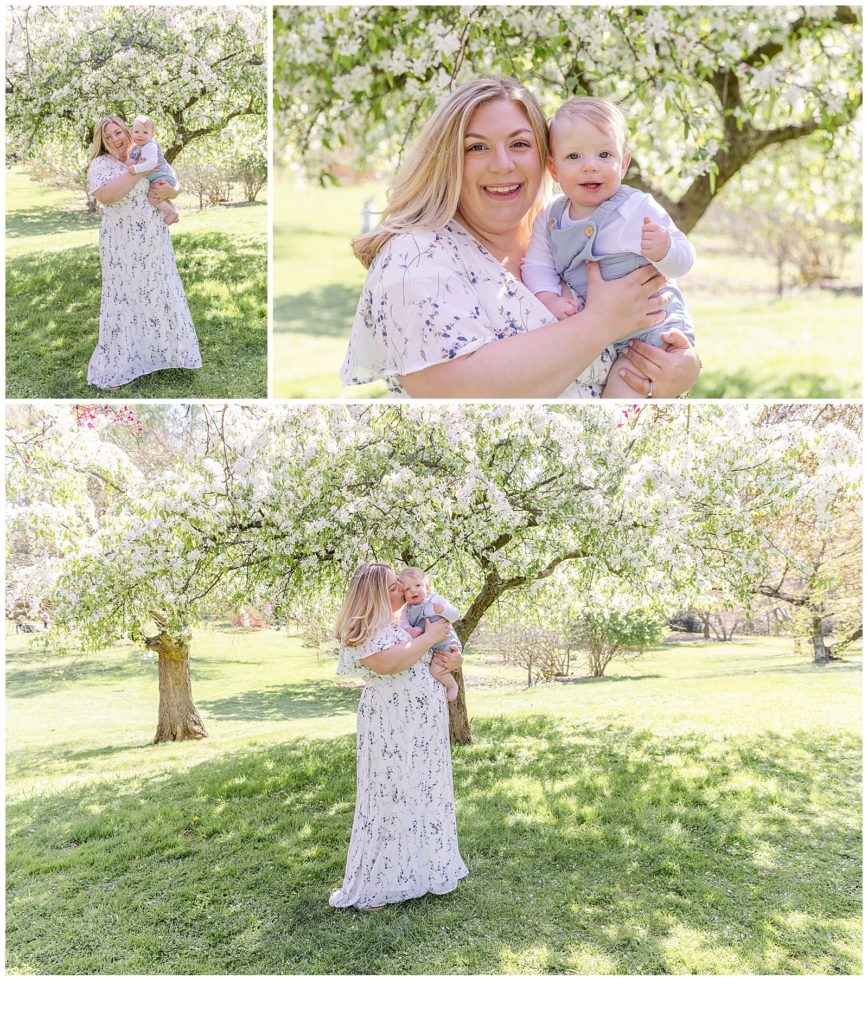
xmin=146 ymin=632 xmax=208 ymax=743
xmin=448 ymin=667 xmax=472 ymax=744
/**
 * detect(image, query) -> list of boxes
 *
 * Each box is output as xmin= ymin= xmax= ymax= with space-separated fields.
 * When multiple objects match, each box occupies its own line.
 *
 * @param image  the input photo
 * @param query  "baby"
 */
xmin=398 ymin=567 xmax=461 ymax=702
xmin=126 ymin=116 xmax=180 ymax=225
xmin=522 ymin=97 xmax=696 ymax=397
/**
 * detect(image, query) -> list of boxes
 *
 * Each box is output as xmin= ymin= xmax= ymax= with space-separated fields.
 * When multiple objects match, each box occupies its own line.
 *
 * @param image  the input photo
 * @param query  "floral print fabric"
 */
xmin=331 ymin=622 xmax=468 ymax=909
xmin=341 ymin=220 xmax=614 ymax=397
xmin=86 ymin=156 xmax=201 ymax=388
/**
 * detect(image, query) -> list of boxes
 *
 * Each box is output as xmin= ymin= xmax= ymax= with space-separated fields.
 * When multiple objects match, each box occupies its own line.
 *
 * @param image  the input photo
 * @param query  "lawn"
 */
xmin=5 ymin=165 xmax=267 ymax=399
xmin=6 ymin=628 xmax=862 ymax=975
xmin=273 ymin=171 xmax=861 ymax=399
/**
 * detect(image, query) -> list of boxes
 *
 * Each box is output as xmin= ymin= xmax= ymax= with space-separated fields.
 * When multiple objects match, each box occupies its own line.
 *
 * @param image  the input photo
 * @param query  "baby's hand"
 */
xmin=537 ymin=291 xmax=580 ymax=321
xmin=431 ymin=601 xmax=444 ymax=615
xmin=641 ymin=217 xmax=671 ymax=262
xmin=405 ymin=625 xmax=424 ymax=638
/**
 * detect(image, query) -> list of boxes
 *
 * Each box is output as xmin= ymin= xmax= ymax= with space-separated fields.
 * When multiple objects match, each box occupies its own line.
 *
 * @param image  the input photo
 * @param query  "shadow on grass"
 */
xmin=6 ymin=206 xmax=97 ymax=238
xmin=6 ymin=233 xmax=266 ymax=399
xmin=197 ymin=677 xmax=359 ymax=722
xmin=6 ymin=713 xmax=861 ymax=974
xmin=273 ymin=284 xmax=360 ymax=339
xmin=5 ymin=644 xmax=152 ymax=698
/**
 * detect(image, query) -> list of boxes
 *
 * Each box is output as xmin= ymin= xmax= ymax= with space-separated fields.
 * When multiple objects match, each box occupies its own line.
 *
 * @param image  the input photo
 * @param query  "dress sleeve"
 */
xmin=87 ymin=156 xmax=122 ymax=197
xmin=336 ymin=624 xmax=403 ymax=677
xmin=341 ymin=232 xmax=506 ymax=384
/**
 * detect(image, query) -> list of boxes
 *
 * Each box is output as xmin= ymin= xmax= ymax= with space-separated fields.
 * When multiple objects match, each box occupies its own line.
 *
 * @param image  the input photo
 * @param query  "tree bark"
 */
xmin=447 ymin=667 xmax=472 ymax=745
xmin=146 ymin=632 xmax=208 ymax=743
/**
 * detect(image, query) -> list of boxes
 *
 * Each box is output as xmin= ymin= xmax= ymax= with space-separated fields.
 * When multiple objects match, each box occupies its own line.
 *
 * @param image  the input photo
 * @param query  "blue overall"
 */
xmin=405 ymin=598 xmax=462 ymax=654
xmin=130 ymin=141 xmax=177 ymax=186
xmin=547 ymin=186 xmax=695 ymax=351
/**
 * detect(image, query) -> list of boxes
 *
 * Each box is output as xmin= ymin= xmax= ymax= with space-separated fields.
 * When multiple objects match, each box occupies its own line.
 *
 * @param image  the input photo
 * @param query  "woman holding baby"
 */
xmin=330 ymin=563 xmax=467 ymax=911
xmin=86 ymin=115 xmax=201 ymax=390
xmin=341 ymin=77 xmax=700 ymax=399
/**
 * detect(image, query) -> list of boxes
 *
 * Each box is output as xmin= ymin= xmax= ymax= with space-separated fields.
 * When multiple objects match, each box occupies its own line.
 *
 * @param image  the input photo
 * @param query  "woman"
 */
xmin=330 ymin=563 xmax=468 ymax=910
xmin=341 ymin=78 xmax=700 ymax=399
xmin=86 ymin=116 xmax=201 ymax=390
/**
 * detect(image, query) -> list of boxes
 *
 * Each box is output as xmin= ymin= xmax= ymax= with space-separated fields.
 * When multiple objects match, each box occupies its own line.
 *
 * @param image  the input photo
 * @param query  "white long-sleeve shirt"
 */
xmin=522 ymin=190 xmax=695 ymax=296
xmin=399 ymin=593 xmax=461 ymax=632
xmin=129 ymin=141 xmax=159 ymax=175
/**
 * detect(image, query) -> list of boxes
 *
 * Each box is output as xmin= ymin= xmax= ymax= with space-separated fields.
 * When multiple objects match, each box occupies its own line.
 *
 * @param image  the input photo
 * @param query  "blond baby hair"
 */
xmin=132 ymin=115 xmax=155 ymax=132
xmin=549 ymin=97 xmax=628 ymax=153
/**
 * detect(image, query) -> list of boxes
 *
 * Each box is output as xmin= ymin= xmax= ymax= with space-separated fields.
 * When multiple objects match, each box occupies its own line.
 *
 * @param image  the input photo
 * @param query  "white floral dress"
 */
xmin=330 ymin=623 xmax=468 ymax=909
xmin=86 ymin=155 xmax=201 ymax=388
xmin=341 ymin=220 xmax=614 ymax=397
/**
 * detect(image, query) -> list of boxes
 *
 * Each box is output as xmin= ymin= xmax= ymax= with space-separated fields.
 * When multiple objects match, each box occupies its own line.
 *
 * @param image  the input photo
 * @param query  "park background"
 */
xmin=273 ymin=5 xmax=862 ymax=399
xmin=5 ymin=5 xmax=268 ymax=399
xmin=6 ymin=402 xmax=862 ymax=974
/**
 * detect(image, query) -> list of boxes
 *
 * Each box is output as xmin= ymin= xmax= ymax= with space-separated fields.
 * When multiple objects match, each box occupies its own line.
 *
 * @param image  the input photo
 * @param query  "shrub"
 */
xmin=572 ymin=609 xmax=663 ymax=678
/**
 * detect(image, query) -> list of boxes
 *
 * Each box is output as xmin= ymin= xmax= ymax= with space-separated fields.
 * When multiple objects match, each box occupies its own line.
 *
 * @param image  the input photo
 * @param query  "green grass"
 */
xmin=6 ymin=628 xmax=861 ymax=974
xmin=5 ymin=165 xmax=267 ymax=399
xmin=273 ymin=171 xmax=861 ymax=398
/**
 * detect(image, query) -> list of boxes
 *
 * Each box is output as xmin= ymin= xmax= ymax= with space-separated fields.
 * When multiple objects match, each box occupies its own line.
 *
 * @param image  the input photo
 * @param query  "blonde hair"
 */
xmin=352 ymin=77 xmax=550 ymax=269
xmin=86 ymin=116 xmax=132 ymax=169
xmin=398 ymin=567 xmax=428 ymax=585
xmin=132 ymin=115 xmax=155 ymax=133
xmin=334 ymin=563 xmax=394 ymax=646
xmin=549 ymin=97 xmax=628 ymax=153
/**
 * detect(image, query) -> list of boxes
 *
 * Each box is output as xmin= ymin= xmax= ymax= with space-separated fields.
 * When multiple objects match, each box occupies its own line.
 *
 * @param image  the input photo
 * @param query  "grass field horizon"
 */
xmin=274 ymin=171 xmax=862 ymax=399
xmin=5 ymin=165 xmax=267 ymax=399
xmin=6 ymin=627 xmax=862 ymax=974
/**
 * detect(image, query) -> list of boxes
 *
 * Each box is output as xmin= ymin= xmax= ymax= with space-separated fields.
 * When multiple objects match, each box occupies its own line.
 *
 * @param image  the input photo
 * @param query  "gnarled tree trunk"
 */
xmin=145 ymin=631 xmax=207 ymax=743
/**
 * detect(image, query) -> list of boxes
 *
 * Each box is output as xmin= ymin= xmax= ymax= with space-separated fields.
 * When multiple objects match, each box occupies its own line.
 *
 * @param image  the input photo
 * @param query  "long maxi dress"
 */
xmin=330 ymin=622 xmax=468 ymax=909
xmin=86 ymin=155 xmax=201 ymax=388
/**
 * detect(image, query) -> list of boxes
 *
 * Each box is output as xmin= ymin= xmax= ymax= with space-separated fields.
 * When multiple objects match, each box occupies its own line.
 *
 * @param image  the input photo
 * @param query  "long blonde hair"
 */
xmin=85 ymin=116 xmax=132 ymax=169
xmin=352 ymin=77 xmax=550 ymax=269
xmin=334 ymin=563 xmax=395 ymax=646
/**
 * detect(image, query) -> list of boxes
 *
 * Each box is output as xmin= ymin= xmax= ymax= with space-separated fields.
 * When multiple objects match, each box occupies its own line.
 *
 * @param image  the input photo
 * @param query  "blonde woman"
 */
xmin=330 ymin=563 xmax=468 ymax=911
xmin=86 ymin=116 xmax=201 ymax=390
xmin=341 ymin=77 xmax=700 ymax=399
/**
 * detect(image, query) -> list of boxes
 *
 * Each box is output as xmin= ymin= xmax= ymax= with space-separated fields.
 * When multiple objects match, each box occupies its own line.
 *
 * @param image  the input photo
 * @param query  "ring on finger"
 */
xmin=646 ymin=379 xmax=654 ymax=399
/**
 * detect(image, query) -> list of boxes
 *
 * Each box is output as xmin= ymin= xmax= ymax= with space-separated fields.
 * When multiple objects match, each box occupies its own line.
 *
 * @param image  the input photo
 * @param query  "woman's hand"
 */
xmin=582 ymin=261 xmax=671 ymax=343
xmin=432 ymin=645 xmax=463 ymax=674
xmin=149 ymin=179 xmax=180 ymax=202
xmin=422 ymin=617 xmax=452 ymax=648
xmin=617 ymin=329 xmax=701 ymax=397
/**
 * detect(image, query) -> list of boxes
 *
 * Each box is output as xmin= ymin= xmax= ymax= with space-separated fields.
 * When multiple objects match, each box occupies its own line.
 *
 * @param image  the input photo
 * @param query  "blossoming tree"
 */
xmin=274 ymin=4 xmax=861 ymax=229
xmin=6 ymin=5 xmax=266 ymax=165
xmin=9 ymin=404 xmax=858 ymax=745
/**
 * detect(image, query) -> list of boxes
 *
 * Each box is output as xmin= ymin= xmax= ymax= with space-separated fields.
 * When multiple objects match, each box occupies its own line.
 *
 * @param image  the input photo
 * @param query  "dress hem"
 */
xmin=329 ymin=865 xmax=469 ymax=910
xmin=87 ymin=360 xmax=203 ymax=389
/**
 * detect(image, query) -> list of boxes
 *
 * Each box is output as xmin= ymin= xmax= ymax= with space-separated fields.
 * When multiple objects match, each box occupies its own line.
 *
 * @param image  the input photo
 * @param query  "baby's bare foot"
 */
xmin=164 ymin=211 xmax=179 ymax=225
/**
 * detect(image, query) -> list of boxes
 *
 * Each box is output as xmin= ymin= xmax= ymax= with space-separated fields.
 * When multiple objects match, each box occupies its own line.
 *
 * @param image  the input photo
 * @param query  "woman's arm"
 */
xmin=93 ymin=169 xmax=141 ymax=205
xmin=398 ymin=262 xmax=670 ymax=398
xmin=360 ymin=617 xmax=452 ymax=675
xmin=149 ymin=179 xmax=180 ymax=202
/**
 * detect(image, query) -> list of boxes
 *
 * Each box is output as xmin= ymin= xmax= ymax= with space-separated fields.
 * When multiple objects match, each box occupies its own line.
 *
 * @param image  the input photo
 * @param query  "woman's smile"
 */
xmin=482 ymin=182 xmax=524 ymax=199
